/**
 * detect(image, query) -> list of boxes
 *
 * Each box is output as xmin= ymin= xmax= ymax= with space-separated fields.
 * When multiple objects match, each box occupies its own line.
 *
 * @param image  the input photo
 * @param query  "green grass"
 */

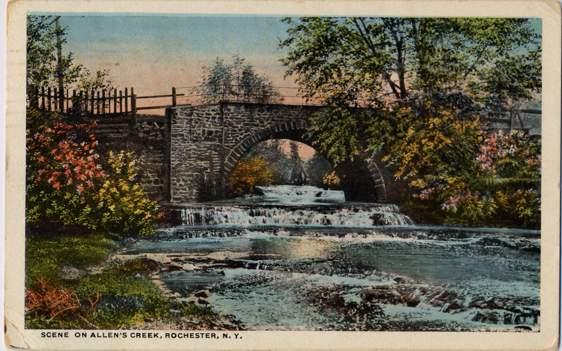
xmin=26 ymin=233 xmax=118 ymax=286
xmin=25 ymin=233 xmax=219 ymax=329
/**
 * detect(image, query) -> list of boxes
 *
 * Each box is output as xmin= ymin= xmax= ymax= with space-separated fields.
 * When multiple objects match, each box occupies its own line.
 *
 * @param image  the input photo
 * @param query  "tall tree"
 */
xmin=27 ymin=16 xmax=113 ymax=96
xmin=289 ymin=141 xmax=300 ymax=161
xmin=27 ymin=16 xmax=81 ymax=91
xmin=280 ymin=17 xmax=540 ymax=163
xmin=280 ymin=17 xmax=541 ymax=212
xmin=198 ymin=56 xmax=279 ymax=103
xmin=306 ymin=152 xmax=333 ymax=187
xmin=280 ymin=17 xmax=540 ymax=110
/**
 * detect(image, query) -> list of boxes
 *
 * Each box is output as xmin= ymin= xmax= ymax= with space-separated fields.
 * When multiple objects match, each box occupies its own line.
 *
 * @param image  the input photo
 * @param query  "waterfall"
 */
xmin=176 ymin=185 xmax=413 ymax=228
xmin=252 ymin=185 xmax=346 ymax=205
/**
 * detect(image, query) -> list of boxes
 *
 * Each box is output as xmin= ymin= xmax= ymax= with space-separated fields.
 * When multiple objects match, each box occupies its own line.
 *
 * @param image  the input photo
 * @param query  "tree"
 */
xmin=27 ymin=15 xmax=113 ymax=95
xmin=306 ymin=153 xmax=333 ymax=187
xmin=228 ymin=157 xmax=274 ymax=195
xmin=245 ymin=140 xmax=291 ymax=183
xmin=198 ymin=56 xmax=279 ymax=103
xmin=281 ymin=17 xmax=540 ymax=109
xmin=280 ymin=17 xmax=542 ymax=226
xmin=280 ymin=18 xmax=540 ymax=164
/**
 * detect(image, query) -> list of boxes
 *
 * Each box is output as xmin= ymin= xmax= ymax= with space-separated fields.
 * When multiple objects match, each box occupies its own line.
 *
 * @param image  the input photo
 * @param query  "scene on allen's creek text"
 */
xmin=25 ymin=14 xmax=541 ymax=331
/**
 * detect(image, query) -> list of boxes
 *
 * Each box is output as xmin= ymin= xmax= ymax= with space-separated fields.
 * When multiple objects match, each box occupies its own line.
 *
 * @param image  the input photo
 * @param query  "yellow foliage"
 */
xmin=228 ymin=157 xmax=274 ymax=195
xmin=323 ymin=171 xmax=341 ymax=188
xmin=96 ymin=151 xmax=160 ymax=237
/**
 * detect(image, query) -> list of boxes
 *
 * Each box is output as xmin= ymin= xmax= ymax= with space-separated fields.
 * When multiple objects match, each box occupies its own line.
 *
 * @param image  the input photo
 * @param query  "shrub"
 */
xmin=414 ymin=130 xmax=541 ymax=227
xmin=322 ymin=171 xmax=341 ymax=189
xmin=228 ymin=156 xmax=274 ymax=195
xmin=26 ymin=109 xmax=105 ymax=228
xmin=94 ymin=151 xmax=160 ymax=237
xmin=26 ymin=280 xmax=81 ymax=320
xmin=26 ymin=108 xmax=160 ymax=237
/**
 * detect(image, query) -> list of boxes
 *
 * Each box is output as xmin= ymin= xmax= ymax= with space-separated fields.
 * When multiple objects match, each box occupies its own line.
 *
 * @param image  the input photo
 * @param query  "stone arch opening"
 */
xmin=168 ymin=103 xmax=388 ymax=203
xmin=221 ymin=125 xmax=387 ymax=202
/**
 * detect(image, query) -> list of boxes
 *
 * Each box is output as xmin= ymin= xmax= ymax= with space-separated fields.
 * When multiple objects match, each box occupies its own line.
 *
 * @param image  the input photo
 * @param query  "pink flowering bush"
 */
xmin=412 ymin=130 xmax=540 ymax=227
xmin=26 ymin=108 xmax=159 ymax=236
xmin=26 ymin=109 xmax=106 ymax=228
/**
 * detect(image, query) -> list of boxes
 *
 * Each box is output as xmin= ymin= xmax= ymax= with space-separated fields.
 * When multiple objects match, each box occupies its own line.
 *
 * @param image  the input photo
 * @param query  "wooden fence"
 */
xmin=29 ymin=86 xmax=185 ymax=117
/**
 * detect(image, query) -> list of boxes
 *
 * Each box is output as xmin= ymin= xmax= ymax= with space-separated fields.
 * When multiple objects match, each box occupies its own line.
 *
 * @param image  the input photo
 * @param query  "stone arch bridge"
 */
xmin=94 ymin=101 xmax=539 ymax=204
xmin=167 ymin=103 xmax=388 ymax=203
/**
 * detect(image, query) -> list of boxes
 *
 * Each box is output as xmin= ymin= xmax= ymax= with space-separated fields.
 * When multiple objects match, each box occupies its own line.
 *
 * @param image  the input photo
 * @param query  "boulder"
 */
xmin=60 ymin=265 xmax=86 ymax=281
xmin=194 ymin=290 xmax=211 ymax=298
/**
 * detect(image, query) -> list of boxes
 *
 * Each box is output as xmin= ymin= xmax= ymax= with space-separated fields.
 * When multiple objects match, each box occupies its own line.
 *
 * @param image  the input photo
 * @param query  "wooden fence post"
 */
xmin=72 ymin=90 xmax=77 ymax=117
xmin=119 ymin=90 xmax=123 ymax=113
xmin=124 ymin=88 xmax=129 ymax=114
xmin=78 ymin=91 xmax=83 ymax=116
xmin=172 ymin=87 xmax=177 ymax=106
xmin=101 ymin=90 xmax=106 ymax=115
xmin=131 ymin=87 xmax=137 ymax=124
xmin=47 ymin=87 xmax=51 ymax=111
xmin=91 ymin=89 xmax=95 ymax=115
xmin=41 ymin=87 xmax=45 ymax=110
xmin=53 ymin=88 xmax=58 ymax=112
xmin=113 ymin=89 xmax=117 ymax=115
xmin=84 ymin=91 xmax=89 ymax=114
xmin=96 ymin=91 xmax=101 ymax=115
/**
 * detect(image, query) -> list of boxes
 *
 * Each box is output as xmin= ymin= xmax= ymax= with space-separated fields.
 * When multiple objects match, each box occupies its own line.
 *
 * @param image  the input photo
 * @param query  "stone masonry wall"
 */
xmin=95 ymin=117 xmax=169 ymax=201
xmin=168 ymin=103 xmax=323 ymax=203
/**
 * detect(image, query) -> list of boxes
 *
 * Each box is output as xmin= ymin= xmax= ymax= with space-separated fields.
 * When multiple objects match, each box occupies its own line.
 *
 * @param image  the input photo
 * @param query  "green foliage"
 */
xmin=281 ymin=17 xmax=540 ymax=109
xmin=425 ymin=131 xmax=541 ymax=227
xmin=198 ymin=55 xmax=279 ymax=103
xmin=280 ymin=16 xmax=540 ymax=163
xmin=26 ymin=109 xmax=159 ymax=236
xmin=26 ymin=234 xmax=117 ymax=287
xmin=305 ymin=153 xmax=333 ymax=187
xmin=245 ymin=140 xmax=290 ymax=183
xmin=26 ymin=15 xmax=113 ymax=93
xmin=111 ymin=258 xmax=160 ymax=276
xmin=306 ymin=107 xmax=364 ymax=165
xmin=281 ymin=17 xmax=541 ymax=227
xmin=77 ymin=68 xmax=114 ymax=91
xmin=27 ymin=16 xmax=83 ymax=89
xmin=25 ymin=234 xmax=219 ymax=329
xmin=228 ymin=156 xmax=274 ymax=195
xmin=383 ymin=105 xmax=483 ymax=187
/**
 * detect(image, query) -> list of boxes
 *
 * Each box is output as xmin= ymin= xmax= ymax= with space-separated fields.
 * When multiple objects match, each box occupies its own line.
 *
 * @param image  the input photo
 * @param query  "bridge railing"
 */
xmin=28 ymin=86 xmax=192 ymax=118
xmin=28 ymin=86 xmax=541 ymax=134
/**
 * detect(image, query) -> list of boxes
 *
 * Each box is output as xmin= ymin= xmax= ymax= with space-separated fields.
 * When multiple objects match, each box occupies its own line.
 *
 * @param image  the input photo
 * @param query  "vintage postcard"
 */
xmin=4 ymin=0 xmax=561 ymax=350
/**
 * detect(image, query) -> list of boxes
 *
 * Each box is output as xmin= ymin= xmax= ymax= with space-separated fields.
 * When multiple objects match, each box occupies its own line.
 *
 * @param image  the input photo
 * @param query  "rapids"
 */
xmin=124 ymin=185 xmax=540 ymax=331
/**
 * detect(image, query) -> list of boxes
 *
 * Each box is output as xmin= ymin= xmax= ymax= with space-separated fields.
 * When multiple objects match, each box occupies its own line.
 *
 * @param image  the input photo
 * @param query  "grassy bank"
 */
xmin=25 ymin=233 xmax=227 ymax=329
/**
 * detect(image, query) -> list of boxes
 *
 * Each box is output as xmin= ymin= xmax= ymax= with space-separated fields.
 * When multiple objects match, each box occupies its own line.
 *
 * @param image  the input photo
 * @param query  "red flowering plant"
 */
xmin=27 ymin=108 xmax=160 ymax=236
xmin=26 ymin=108 xmax=106 ymax=229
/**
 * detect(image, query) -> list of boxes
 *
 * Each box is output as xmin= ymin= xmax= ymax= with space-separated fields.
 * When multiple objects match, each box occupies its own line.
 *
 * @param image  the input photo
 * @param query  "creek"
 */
xmin=123 ymin=185 xmax=540 ymax=331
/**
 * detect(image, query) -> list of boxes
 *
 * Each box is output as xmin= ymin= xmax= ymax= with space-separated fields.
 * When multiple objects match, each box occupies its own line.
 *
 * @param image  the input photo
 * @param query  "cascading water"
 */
xmin=177 ymin=185 xmax=413 ymax=228
xmin=123 ymin=185 xmax=540 ymax=332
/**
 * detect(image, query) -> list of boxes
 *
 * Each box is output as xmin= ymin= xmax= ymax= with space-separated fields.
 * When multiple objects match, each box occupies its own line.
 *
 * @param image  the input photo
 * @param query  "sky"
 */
xmin=34 ymin=14 xmax=316 ymax=159
xmin=30 ymin=14 xmax=541 ymax=160
xmin=55 ymin=15 xmax=296 ymax=99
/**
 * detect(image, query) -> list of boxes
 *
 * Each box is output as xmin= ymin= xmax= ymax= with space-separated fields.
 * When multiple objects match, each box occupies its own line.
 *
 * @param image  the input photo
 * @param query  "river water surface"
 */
xmin=124 ymin=185 xmax=540 ymax=331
